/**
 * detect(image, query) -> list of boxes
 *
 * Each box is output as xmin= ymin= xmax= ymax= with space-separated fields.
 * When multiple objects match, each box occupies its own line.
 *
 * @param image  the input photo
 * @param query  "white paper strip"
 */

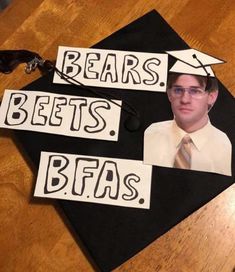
xmin=0 ymin=90 xmax=122 ymax=141
xmin=53 ymin=46 xmax=168 ymax=92
xmin=34 ymin=152 xmax=153 ymax=209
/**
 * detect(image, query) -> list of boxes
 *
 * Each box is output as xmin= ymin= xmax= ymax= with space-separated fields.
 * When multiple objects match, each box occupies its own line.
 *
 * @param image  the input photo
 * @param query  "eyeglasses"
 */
xmin=169 ymin=86 xmax=207 ymax=98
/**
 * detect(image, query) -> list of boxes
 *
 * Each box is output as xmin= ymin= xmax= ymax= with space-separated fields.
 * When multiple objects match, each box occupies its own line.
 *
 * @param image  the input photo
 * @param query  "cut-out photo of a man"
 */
xmin=144 ymin=49 xmax=232 ymax=176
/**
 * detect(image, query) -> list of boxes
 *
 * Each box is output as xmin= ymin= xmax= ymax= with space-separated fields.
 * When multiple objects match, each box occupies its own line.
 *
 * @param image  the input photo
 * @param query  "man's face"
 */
xmin=167 ymin=74 xmax=218 ymax=131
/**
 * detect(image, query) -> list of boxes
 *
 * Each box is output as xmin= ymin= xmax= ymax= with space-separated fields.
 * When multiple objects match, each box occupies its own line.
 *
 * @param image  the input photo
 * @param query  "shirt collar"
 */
xmin=172 ymin=119 xmax=212 ymax=151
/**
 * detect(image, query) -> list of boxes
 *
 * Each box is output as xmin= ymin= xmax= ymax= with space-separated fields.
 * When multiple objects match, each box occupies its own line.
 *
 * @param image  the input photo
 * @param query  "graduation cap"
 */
xmin=166 ymin=48 xmax=225 ymax=77
xmin=2 ymin=10 xmax=234 ymax=272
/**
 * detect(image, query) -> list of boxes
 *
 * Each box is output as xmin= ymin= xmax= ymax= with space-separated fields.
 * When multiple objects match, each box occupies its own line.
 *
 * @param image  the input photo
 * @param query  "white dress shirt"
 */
xmin=144 ymin=120 xmax=232 ymax=176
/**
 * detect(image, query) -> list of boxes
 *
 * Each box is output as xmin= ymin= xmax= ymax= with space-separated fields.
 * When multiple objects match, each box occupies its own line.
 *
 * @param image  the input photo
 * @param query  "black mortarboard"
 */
xmin=12 ymin=10 xmax=235 ymax=272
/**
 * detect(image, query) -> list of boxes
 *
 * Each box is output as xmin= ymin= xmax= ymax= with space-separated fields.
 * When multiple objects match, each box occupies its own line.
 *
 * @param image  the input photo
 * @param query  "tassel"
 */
xmin=0 ymin=50 xmax=43 ymax=73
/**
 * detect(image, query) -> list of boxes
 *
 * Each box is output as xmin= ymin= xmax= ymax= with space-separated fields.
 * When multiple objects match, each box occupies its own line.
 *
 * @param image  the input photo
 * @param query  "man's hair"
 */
xmin=167 ymin=73 xmax=219 ymax=92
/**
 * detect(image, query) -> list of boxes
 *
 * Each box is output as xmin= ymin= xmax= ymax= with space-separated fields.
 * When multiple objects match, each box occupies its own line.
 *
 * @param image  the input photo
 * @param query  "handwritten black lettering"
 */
xmin=31 ymin=96 xmax=50 ymax=125
xmin=62 ymin=50 xmax=81 ymax=77
xmin=143 ymin=58 xmax=160 ymax=85
xmin=55 ymin=47 xmax=168 ymax=92
xmin=1 ymin=90 xmax=121 ymax=141
xmin=84 ymin=100 xmax=110 ymax=133
xmin=35 ymin=151 xmax=152 ymax=208
xmin=44 ymin=155 xmax=69 ymax=194
xmin=94 ymin=161 xmax=120 ymax=199
xmin=100 ymin=53 xmax=118 ymax=83
xmin=69 ymin=98 xmax=87 ymax=131
xmin=5 ymin=93 xmax=28 ymax=126
xmin=72 ymin=158 xmax=99 ymax=196
xmin=122 ymin=173 xmax=140 ymax=201
xmin=84 ymin=53 xmax=100 ymax=79
xmin=49 ymin=97 xmax=67 ymax=126
xmin=122 ymin=54 xmax=141 ymax=84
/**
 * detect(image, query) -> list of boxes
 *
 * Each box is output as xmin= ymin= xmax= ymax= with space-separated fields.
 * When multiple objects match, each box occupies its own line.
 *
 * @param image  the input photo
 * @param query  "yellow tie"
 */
xmin=174 ymin=135 xmax=192 ymax=169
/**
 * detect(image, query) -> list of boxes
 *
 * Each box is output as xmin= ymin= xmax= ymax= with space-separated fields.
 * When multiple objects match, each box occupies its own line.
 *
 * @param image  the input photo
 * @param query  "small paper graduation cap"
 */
xmin=166 ymin=48 xmax=225 ymax=77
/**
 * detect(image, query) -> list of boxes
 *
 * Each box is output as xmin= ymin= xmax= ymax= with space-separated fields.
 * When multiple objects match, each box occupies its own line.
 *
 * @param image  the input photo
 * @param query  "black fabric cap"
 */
xmin=14 ymin=10 xmax=235 ymax=272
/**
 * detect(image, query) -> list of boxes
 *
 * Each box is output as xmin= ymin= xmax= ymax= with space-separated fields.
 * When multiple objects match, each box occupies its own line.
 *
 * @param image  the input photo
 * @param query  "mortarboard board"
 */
xmin=10 ymin=10 xmax=235 ymax=272
xmin=166 ymin=48 xmax=225 ymax=77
